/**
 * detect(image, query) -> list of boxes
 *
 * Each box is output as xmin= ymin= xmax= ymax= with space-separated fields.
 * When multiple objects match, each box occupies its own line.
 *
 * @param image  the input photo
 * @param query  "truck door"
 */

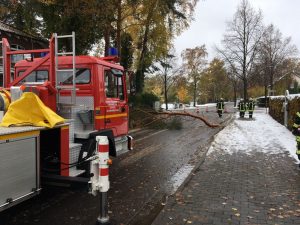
xmin=104 ymin=68 xmax=128 ymax=136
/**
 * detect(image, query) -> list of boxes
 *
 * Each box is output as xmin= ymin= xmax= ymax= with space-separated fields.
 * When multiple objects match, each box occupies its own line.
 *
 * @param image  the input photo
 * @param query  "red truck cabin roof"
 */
xmin=14 ymin=55 xmax=124 ymax=70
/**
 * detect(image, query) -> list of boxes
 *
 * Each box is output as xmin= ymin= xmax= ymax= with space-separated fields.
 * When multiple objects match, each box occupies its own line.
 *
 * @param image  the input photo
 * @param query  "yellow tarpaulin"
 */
xmin=1 ymin=92 xmax=65 ymax=128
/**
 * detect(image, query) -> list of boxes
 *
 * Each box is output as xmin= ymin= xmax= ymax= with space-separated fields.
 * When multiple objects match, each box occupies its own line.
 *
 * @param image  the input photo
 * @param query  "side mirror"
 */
xmin=111 ymin=69 xmax=123 ymax=77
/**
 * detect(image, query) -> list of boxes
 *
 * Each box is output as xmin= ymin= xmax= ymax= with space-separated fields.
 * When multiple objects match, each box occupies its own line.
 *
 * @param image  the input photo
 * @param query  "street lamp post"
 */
xmin=284 ymin=90 xmax=289 ymax=127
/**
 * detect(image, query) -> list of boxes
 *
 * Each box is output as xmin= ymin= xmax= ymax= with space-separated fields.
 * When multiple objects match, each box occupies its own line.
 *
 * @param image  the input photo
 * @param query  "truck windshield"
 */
xmin=18 ymin=70 xmax=49 ymax=83
xmin=58 ymin=68 xmax=91 ymax=84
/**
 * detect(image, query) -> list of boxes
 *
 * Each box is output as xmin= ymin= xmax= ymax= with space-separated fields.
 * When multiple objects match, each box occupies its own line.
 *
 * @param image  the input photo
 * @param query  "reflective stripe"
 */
xmin=0 ymin=130 xmax=40 ymax=140
xmin=95 ymin=113 xmax=128 ymax=120
xmin=217 ymin=103 xmax=224 ymax=110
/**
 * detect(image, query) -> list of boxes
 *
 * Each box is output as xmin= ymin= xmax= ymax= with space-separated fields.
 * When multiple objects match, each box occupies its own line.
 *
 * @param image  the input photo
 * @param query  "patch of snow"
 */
xmin=168 ymin=164 xmax=194 ymax=195
xmin=161 ymin=103 xmax=175 ymax=109
xmin=207 ymin=109 xmax=299 ymax=163
xmin=269 ymin=94 xmax=300 ymax=100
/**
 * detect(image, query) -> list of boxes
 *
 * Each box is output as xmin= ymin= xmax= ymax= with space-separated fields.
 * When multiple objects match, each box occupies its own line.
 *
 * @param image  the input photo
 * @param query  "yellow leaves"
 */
xmin=177 ymin=86 xmax=188 ymax=103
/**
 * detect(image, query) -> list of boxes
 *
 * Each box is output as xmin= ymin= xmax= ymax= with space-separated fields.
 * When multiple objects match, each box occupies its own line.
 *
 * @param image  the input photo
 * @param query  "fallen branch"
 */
xmin=155 ymin=111 xmax=220 ymax=128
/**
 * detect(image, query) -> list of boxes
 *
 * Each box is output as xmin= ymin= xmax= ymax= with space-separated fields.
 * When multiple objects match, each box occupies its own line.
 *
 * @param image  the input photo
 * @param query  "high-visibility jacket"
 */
xmin=217 ymin=101 xmax=224 ymax=111
xmin=248 ymin=101 xmax=255 ymax=112
xmin=238 ymin=102 xmax=246 ymax=112
xmin=292 ymin=112 xmax=300 ymax=155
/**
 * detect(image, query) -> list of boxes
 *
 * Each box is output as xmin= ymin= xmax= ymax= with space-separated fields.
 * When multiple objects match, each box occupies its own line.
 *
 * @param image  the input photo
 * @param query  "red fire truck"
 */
xmin=0 ymin=33 xmax=132 ymax=211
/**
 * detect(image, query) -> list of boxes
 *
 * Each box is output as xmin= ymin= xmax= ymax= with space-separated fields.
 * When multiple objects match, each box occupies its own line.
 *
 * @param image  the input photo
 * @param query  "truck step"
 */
xmin=69 ymin=143 xmax=82 ymax=164
xmin=69 ymin=167 xmax=85 ymax=177
xmin=115 ymin=136 xmax=128 ymax=156
xmin=74 ymin=130 xmax=96 ymax=139
xmin=69 ymin=143 xmax=85 ymax=177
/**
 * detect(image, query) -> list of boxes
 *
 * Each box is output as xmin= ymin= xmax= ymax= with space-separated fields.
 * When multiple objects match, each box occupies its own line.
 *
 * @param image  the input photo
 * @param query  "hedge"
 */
xmin=269 ymin=95 xmax=300 ymax=129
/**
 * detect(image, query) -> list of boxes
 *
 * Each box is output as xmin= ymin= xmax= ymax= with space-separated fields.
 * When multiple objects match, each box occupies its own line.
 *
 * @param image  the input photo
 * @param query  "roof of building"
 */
xmin=0 ymin=21 xmax=46 ymax=41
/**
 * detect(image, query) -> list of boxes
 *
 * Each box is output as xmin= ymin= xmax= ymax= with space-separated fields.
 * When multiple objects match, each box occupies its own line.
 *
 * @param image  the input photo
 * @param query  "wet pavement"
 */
xmin=152 ymin=109 xmax=300 ymax=225
xmin=0 ymin=106 xmax=233 ymax=225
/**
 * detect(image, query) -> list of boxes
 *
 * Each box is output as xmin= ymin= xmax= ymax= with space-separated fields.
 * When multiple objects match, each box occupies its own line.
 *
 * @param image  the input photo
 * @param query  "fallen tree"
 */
xmin=130 ymin=108 xmax=220 ymax=128
xmin=155 ymin=111 xmax=220 ymax=128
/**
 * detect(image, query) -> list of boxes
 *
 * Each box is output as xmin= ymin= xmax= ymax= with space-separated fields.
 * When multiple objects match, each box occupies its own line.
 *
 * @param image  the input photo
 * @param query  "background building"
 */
xmin=0 ymin=21 xmax=47 ymax=86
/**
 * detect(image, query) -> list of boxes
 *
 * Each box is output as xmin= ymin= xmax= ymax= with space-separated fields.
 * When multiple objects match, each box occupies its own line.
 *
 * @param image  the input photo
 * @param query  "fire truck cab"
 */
xmin=0 ymin=33 xmax=131 ymax=211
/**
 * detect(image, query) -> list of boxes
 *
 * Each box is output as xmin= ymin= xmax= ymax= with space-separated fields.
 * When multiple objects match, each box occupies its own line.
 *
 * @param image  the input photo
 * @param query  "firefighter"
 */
xmin=238 ymin=98 xmax=246 ymax=118
xmin=247 ymin=98 xmax=255 ymax=118
xmin=292 ymin=112 xmax=300 ymax=170
xmin=216 ymin=98 xmax=224 ymax=118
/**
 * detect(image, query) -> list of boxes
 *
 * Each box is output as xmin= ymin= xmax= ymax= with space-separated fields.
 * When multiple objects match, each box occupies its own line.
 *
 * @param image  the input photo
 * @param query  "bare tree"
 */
xmin=226 ymin=66 xmax=240 ymax=106
xmin=257 ymin=24 xmax=298 ymax=97
xmin=217 ymin=0 xmax=263 ymax=100
xmin=181 ymin=45 xmax=207 ymax=107
xmin=151 ymin=52 xmax=181 ymax=110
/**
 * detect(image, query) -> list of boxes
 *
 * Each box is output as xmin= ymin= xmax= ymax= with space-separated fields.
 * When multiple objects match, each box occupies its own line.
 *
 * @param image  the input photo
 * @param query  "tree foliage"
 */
xmin=0 ymin=0 xmax=42 ymax=34
xmin=0 ymin=0 xmax=199 ymax=95
xmin=199 ymin=58 xmax=232 ymax=103
xmin=181 ymin=45 xmax=207 ymax=106
xmin=130 ymin=0 xmax=199 ymax=93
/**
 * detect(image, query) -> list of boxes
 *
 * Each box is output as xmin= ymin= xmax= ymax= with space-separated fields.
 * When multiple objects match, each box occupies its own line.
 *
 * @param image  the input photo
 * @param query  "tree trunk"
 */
xmin=243 ymin=78 xmax=248 ymax=100
xmin=193 ymin=77 xmax=197 ymax=107
xmin=164 ymin=73 xmax=168 ymax=110
xmin=264 ymin=85 xmax=268 ymax=107
xmin=135 ymin=69 xmax=144 ymax=94
xmin=135 ymin=0 xmax=158 ymax=94
xmin=104 ymin=26 xmax=110 ymax=56
xmin=270 ymin=66 xmax=274 ymax=94
xmin=233 ymin=81 xmax=237 ymax=107
xmin=116 ymin=0 xmax=122 ymax=59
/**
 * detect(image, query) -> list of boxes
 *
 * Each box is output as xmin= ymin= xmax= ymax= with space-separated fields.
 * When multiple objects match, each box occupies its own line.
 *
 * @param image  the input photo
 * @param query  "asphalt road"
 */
xmin=0 ymin=104 xmax=234 ymax=225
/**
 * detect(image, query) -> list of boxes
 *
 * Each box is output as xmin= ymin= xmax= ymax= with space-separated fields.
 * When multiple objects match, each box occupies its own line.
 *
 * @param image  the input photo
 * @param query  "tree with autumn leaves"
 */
xmin=0 ymin=0 xmax=199 ymax=95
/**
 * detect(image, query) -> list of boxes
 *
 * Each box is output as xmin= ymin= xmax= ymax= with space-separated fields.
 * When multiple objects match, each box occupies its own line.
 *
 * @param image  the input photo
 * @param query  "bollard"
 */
xmin=196 ymin=107 xmax=200 ymax=114
xmin=96 ymin=136 xmax=111 ymax=225
xmin=206 ymin=106 xmax=208 ymax=112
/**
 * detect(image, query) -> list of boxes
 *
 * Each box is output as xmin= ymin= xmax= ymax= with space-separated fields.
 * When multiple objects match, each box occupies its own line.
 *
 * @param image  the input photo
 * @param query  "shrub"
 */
xmin=129 ymin=92 xmax=159 ymax=108
xmin=269 ymin=96 xmax=300 ymax=129
xmin=167 ymin=117 xmax=182 ymax=130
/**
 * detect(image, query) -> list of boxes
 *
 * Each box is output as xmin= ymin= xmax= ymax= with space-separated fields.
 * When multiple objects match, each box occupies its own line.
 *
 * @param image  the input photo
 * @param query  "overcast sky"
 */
xmin=174 ymin=0 xmax=300 ymax=61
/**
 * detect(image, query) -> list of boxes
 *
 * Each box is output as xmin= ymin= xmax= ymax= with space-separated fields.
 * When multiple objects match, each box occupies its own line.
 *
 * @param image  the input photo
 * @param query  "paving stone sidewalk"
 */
xmin=152 ymin=115 xmax=300 ymax=225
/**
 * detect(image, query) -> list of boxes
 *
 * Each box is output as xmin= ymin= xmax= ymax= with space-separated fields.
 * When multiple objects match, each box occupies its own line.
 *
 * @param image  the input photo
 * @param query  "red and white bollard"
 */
xmin=90 ymin=136 xmax=112 ymax=225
